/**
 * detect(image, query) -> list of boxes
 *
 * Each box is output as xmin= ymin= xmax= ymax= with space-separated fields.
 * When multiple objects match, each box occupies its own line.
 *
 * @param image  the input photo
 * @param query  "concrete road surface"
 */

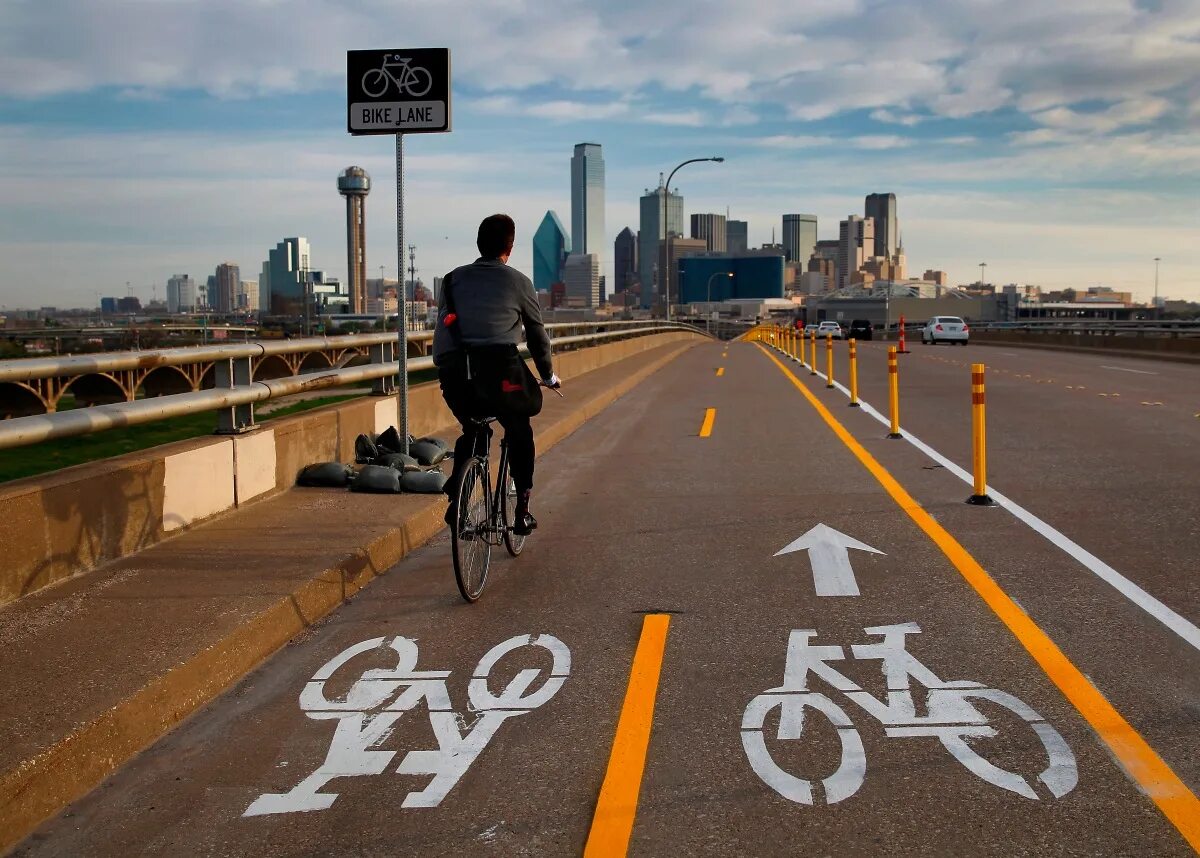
xmin=14 ymin=340 xmax=1199 ymax=857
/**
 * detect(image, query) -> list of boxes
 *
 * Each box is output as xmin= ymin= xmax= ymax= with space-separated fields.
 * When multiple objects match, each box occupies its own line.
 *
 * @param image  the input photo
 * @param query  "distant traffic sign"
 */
xmin=347 ymin=49 xmax=451 ymax=135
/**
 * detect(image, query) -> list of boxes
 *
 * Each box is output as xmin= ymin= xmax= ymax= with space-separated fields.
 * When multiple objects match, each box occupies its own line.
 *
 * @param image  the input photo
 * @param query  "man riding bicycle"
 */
xmin=434 ymin=214 xmax=560 ymax=535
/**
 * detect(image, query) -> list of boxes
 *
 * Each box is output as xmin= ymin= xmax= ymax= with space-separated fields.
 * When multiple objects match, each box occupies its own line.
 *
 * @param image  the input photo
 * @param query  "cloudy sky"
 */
xmin=1 ymin=0 xmax=1198 ymax=309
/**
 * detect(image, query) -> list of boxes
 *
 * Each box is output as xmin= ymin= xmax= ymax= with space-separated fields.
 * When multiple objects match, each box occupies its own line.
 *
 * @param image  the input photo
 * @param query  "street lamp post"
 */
xmin=979 ymin=261 xmax=987 ymax=287
xmin=662 ymin=156 xmax=724 ymax=322
xmin=706 ymin=271 xmax=734 ymax=336
xmin=1153 ymin=257 xmax=1161 ymax=313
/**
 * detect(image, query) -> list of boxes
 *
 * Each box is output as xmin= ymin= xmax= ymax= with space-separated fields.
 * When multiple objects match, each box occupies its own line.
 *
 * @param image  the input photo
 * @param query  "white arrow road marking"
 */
xmin=775 ymin=524 xmax=885 ymax=596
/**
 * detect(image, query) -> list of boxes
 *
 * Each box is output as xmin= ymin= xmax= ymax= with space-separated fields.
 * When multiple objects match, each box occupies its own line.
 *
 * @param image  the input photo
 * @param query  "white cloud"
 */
xmin=851 ymin=135 xmax=913 ymax=150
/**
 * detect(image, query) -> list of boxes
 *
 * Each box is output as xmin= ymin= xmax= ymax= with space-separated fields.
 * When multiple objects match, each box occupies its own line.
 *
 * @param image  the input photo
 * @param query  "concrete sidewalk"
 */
xmin=0 ymin=338 xmax=696 ymax=851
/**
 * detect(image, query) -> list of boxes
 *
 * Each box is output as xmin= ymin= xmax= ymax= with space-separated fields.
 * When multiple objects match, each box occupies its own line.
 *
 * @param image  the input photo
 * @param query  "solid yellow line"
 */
xmin=716 ymin=367 xmax=725 ymax=377
xmin=584 ymin=613 xmax=671 ymax=858
xmin=755 ymin=344 xmax=1200 ymax=852
xmin=699 ymin=407 xmax=716 ymax=437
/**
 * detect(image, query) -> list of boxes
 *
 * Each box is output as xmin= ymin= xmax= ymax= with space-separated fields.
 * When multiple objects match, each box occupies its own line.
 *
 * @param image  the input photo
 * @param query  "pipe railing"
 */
xmin=0 ymin=320 xmax=667 ymax=384
xmin=0 ymin=324 xmax=701 ymax=451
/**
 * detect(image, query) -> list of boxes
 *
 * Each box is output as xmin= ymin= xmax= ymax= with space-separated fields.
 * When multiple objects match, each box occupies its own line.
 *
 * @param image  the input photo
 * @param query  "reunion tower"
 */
xmin=337 ymin=166 xmax=370 ymax=313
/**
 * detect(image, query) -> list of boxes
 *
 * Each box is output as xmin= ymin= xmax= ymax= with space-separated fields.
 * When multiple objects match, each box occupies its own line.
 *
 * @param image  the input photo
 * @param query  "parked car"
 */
xmin=804 ymin=323 xmax=820 ymax=335
xmin=847 ymin=319 xmax=874 ymax=340
xmin=921 ymin=316 xmax=970 ymax=345
xmin=817 ymin=321 xmax=845 ymax=340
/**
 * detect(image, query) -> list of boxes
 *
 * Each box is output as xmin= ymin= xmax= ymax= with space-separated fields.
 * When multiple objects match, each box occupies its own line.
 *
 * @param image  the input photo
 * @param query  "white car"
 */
xmin=922 ymin=316 xmax=970 ymax=345
xmin=817 ymin=321 xmax=844 ymax=340
xmin=804 ymin=323 xmax=819 ymax=335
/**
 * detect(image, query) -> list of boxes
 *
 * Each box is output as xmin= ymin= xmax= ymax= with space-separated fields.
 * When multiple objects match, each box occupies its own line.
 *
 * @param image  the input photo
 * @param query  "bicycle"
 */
xmin=450 ymin=383 xmax=563 ymax=602
xmin=361 ymin=55 xmax=433 ymax=99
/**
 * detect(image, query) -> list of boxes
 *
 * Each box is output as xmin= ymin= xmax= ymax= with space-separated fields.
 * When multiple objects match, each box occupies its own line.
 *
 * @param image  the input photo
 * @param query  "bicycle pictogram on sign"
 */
xmin=361 ymin=55 xmax=433 ymax=98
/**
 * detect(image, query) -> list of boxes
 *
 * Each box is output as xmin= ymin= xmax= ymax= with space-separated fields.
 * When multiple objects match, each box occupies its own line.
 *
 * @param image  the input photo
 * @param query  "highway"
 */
xmin=13 ymin=338 xmax=1199 ymax=856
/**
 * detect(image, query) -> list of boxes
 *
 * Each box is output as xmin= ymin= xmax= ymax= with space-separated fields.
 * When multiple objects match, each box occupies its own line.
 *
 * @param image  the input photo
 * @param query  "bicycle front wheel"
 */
xmin=452 ymin=459 xmax=491 ymax=602
xmin=502 ymin=474 xmax=527 ymax=557
xmin=361 ymin=68 xmax=389 ymax=98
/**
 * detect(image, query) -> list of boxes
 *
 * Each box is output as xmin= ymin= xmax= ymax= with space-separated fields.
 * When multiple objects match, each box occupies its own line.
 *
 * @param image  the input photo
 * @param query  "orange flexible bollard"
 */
xmin=825 ymin=334 xmax=835 ymax=389
xmin=809 ymin=331 xmax=817 ymax=375
xmin=887 ymin=347 xmax=901 ymax=438
xmin=898 ymin=315 xmax=910 ymax=354
xmin=967 ymin=363 xmax=995 ymax=505
xmin=848 ymin=339 xmax=860 ymax=407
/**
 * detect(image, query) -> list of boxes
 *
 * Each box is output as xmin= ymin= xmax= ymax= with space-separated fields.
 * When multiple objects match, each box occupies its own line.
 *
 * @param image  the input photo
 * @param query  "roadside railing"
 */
xmin=972 ymin=320 xmax=1200 ymax=338
xmin=0 ymin=322 xmax=701 ymax=451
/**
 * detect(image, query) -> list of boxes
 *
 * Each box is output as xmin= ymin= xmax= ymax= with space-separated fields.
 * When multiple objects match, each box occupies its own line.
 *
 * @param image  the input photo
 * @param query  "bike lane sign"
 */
xmin=347 ymin=48 xmax=451 ymax=135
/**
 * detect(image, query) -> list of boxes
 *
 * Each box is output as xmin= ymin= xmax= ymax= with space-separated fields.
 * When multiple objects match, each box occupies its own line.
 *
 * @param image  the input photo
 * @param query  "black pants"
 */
xmin=438 ymin=362 xmax=535 ymax=499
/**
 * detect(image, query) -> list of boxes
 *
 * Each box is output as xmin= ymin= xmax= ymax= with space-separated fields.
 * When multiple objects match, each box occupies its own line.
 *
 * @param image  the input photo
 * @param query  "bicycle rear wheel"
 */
xmin=452 ymin=458 xmax=491 ymax=602
xmin=501 ymin=474 xmax=527 ymax=556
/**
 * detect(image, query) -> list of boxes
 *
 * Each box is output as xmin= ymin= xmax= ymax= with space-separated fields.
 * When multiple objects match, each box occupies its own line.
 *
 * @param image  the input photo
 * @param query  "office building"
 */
xmin=726 ymin=220 xmax=748 ymax=254
xmin=782 ymin=214 xmax=817 ymax=265
xmin=678 ymin=254 xmax=786 ymax=303
xmin=925 ymin=270 xmax=948 ymax=287
xmin=166 ymin=275 xmax=196 ymax=314
xmin=639 ymin=182 xmax=683 ymax=308
xmin=563 ymin=253 xmax=600 ymax=307
xmin=213 ymin=263 xmax=240 ymax=314
xmin=864 ymin=193 xmax=898 ymax=259
xmin=614 ymin=227 xmax=638 ymax=294
xmin=838 ymin=216 xmax=875 ymax=290
xmin=659 ymin=237 xmax=708 ymax=307
xmin=100 ymin=297 xmax=118 ymax=314
xmin=570 ymin=143 xmax=605 ymax=260
xmin=533 ymin=210 xmax=571 ymax=295
xmin=690 ymin=213 xmax=727 ymax=253
xmin=238 ymin=280 xmax=259 ymax=312
xmin=337 ymin=166 xmax=371 ymax=313
xmin=260 ymin=237 xmax=311 ymax=317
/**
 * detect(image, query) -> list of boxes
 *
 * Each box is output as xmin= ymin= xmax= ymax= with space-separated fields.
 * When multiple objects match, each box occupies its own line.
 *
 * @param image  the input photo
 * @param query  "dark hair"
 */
xmin=477 ymin=214 xmax=516 ymax=259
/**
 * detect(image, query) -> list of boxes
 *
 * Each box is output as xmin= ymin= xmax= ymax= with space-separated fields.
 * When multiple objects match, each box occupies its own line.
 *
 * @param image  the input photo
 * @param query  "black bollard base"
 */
xmin=966 ymin=494 xmax=997 ymax=506
xmin=849 ymin=402 xmax=861 ymax=408
xmin=887 ymin=432 xmax=902 ymax=439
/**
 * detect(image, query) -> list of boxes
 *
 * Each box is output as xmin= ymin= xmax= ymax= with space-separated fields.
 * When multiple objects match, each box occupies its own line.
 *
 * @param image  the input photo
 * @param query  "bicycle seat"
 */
xmin=468 ymin=416 xmax=498 ymax=427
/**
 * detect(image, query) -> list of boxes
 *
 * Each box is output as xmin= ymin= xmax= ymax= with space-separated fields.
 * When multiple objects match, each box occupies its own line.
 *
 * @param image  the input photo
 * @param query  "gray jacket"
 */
xmin=432 ymin=258 xmax=554 ymax=379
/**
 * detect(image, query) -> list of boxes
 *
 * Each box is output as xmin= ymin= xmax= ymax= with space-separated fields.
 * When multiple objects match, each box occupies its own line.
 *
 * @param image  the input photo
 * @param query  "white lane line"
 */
xmin=1101 ymin=365 xmax=1158 ymax=375
xmin=787 ymin=351 xmax=1200 ymax=654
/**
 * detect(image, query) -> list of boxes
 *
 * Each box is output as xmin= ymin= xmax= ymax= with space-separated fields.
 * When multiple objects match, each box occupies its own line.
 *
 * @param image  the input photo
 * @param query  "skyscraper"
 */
xmin=639 ymin=183 xmax=683 ymax=308
xmin=166 ymin=274 xmax=196 ymax=314
xmin=782 ymin=214 xmax=818 ymax=265
xmin=726 ymin=220 xmax=748 ymax=254
xmin=214 ymin=263 xmax=240 ymax=314
xmin=864 ymin=193 xmax=897 ymax=259
xmin=338 ymin=166 xmax=371 ymax=314
xmin=570 ymin=143 xmax=605 ymax=260
xmin=690 ymin=213 xmax=727 ymax=252
xmin=533 ymin=211 xmax=571 ymax=295
xmin=563 ymin=253 xmax=600 ymax=307
xmin=837 ymin=216 xmax=875 ymax=290
xmin=262 ymin=237 xmax=311 ymax=317
xmin=614 ymin=227 xmax=638 ymax=295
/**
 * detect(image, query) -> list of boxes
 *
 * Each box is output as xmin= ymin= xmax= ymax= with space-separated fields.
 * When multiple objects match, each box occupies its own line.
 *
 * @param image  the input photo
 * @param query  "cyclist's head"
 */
xmin=477 ymin=214 xmax=516 ymax=260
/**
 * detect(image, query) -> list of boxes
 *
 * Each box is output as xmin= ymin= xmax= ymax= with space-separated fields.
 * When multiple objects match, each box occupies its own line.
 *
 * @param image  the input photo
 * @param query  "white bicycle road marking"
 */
xmin=788 ymin=351 xmax=1200 ymax=655
xmin=244 ymin=633 xmax=570 ymax=816
xmin=1100 ymin=365 xmax=1157 ymax=375
xmin=742 ymin=623 xmax=1078 ymax=805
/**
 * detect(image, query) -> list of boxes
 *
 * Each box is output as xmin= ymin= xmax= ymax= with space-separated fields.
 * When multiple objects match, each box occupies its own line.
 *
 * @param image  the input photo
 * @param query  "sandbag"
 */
xmin=297 ymin=462 xmax=354 ymax=487
xmin=354 ymin=433 xmax=379 ymax=464
xmin=408 ymin=439 xmax=448 ymax=467
xmin=374 ymin=452 xmax=420 ymax=472
xmin=375 ymin=426 xmax=407 ymax=454
xmin=400 ymin=470 xmax=448 ymax=494
xmin=416 ymin=436 xmax=449 ymax=452
xmin=349 ymin=464 xmax=402 ymax=493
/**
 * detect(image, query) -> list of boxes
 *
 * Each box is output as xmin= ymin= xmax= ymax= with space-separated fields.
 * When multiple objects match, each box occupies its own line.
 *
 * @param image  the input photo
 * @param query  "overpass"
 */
xmin=0 ymin=328 xmax=1197 ymax=855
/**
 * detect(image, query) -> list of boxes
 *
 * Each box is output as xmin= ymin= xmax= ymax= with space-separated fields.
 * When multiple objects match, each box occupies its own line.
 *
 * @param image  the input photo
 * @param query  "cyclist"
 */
xmin=433 ymin=214 xmax=560 ymax=535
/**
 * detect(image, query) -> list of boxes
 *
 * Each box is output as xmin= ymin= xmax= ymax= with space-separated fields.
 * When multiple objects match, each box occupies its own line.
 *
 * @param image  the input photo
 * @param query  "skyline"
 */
xmin=1 ymin=0 xmax=1198 ymax=308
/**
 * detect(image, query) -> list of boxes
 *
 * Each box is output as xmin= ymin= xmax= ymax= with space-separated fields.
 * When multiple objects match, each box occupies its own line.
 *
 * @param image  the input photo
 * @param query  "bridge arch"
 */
xmin=62 ymin=373 xmax=130 ymax=408
xmin=331 ymin=348 xmax=370 ymax=368
xmin=297 ymin=352 xmax=333 ymax=373
xmin=138 ymin=366 xmax=195 ymax=399
xmin=253 ymin=355 xmax=293 ymax=382
xmin=0 ymin=382 xmax=48 ymax=418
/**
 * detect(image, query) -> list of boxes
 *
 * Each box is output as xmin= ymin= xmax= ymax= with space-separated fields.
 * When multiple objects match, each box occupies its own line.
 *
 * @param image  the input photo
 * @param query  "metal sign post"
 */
xmin=348 ymin=48 xmax=451 ymax=455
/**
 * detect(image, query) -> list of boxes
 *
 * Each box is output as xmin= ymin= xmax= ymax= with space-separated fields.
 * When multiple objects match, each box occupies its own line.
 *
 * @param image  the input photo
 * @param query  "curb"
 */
xmin=0 ymin=340 xmax=697 ymax=852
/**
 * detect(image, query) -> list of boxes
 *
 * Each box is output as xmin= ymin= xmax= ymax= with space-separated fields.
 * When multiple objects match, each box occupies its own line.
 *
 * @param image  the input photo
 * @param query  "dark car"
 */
xmin=847 ymin=319 xmax=874 ymax=340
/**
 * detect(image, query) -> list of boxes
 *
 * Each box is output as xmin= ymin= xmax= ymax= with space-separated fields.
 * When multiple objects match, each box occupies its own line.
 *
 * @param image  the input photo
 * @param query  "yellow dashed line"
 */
xmin=716 ymin=367 xmax=725 ymax=377
xmin=699 ymin=408 xmax=716 ymax=437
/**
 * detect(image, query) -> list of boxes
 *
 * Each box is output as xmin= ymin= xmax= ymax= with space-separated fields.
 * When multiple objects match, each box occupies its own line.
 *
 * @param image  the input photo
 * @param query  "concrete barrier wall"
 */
xmin=0 ymin=332 xmax=701 ymax=606
xmin=973 ymin=330 xmax=1200 ymax=362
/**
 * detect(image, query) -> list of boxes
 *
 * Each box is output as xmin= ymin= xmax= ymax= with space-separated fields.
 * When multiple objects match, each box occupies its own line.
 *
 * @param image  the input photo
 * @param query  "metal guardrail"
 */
xmin=0 ymin=324 xmax=699 ymax=451
xmin=0 ymin=320 xmax=664 ymax=384
xmin=973 ymin=320 xmax=1200 ymax=337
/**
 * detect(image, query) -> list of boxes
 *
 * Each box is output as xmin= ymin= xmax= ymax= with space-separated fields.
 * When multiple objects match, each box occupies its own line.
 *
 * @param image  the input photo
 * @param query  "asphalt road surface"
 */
xmin=15 ymin=339 xmax=1199 ymax=857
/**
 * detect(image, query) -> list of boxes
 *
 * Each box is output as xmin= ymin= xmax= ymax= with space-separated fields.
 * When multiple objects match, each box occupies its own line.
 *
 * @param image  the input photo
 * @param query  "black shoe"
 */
xmin=444 ymin=502 xmax=459 ymax=530
xmin=512 ymin=491 xmax=537 ymax=536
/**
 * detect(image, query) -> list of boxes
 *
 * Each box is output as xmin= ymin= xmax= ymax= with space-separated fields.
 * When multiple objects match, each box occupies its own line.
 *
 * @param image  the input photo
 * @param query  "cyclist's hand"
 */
xmin=542 ymin=373 xmax=562 ymax=389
